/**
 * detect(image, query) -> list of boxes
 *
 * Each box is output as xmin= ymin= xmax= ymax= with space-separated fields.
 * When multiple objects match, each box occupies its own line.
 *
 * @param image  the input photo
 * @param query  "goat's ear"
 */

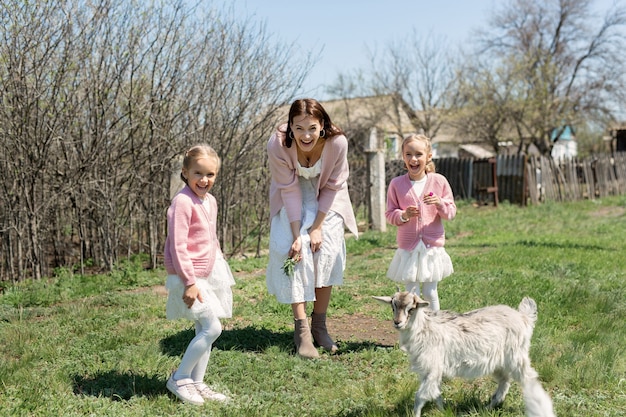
xmin=411 ymin=294 xmax=430 ymax=309
xmin=372 ymin=296 xmax=393 ymax=305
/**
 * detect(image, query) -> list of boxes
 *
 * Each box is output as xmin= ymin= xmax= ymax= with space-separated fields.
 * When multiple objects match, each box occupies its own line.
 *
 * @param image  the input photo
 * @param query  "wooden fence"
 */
xmin=387 ymin=153 xmax=626 ymax=206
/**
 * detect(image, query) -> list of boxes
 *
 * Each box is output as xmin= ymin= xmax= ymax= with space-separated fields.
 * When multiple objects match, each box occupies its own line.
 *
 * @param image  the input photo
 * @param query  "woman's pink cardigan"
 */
xmin=385 ymin=173 xmax=456 ymax=250
xmin=267 ymin=125 xmax=358 ymax=237
xmin=164 ymin=185 xmax=219 ymax=286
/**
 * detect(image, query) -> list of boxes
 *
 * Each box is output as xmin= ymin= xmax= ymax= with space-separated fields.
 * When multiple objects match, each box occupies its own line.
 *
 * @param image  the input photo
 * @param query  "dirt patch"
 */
xmin=327 ymin=312 xmax=398 ymax=347
xmin=589 ymin=206 xmax=625 ymax=217
xmin=126 ymin=285 xmax=168 ymax=296
xmin=147 ymin=284 xmax=397 ymax=347
xmin=151 ymin=285 xmax=168 ymax=296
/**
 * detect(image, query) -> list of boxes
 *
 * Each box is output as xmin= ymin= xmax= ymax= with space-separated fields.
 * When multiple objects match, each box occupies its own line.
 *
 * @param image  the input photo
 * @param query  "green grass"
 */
xmin=1 ymin=197 xmax=625 ymax=416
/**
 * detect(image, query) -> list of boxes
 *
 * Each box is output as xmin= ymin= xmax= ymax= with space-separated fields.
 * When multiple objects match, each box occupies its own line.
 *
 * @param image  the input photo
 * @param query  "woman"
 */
xmin=266 ymin=98 xmax=358 ymax=358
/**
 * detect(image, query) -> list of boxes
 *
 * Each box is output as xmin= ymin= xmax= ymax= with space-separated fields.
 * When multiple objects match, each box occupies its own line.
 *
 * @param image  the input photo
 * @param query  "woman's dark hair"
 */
xmin=284 ymin=98 xmax=344 ymax=148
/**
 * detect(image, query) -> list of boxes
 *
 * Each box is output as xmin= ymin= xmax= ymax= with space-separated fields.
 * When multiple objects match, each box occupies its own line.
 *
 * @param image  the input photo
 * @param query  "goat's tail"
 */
xmin=523 ymin=377 xmax=556 ymax=417
xmin=518 ymin=297 xmax=538 ymax=326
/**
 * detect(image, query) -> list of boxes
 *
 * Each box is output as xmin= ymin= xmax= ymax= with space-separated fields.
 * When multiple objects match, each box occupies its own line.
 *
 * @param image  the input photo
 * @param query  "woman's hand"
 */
xmin=183 ymin=283 xmax=203 ymax=309
xmin=289 ymin=235 xmax=302 ymax=261
xmin=309 ymin=227 xmax=323 ymax=252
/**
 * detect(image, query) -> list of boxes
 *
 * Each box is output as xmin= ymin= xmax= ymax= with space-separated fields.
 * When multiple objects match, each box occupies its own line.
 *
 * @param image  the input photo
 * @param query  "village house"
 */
xmin=320 ymin=94 xmax=496 ymax=161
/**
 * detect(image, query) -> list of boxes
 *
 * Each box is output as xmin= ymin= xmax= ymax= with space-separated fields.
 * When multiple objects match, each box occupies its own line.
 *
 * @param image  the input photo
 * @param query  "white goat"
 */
xmin=374 ymin=292 xmax=556 ymax=417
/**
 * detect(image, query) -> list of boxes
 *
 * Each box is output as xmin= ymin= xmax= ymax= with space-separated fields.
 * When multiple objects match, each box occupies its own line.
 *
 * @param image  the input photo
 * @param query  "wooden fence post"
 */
xmin=170 ymin=156 xmax=184 ymax=200
xmin=365 ymin=128 xmax=386 ymax=232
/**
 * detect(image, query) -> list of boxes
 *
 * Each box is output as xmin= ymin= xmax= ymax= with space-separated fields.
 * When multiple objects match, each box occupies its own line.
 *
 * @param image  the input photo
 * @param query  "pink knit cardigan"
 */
xmin=164 ymin=185 xmax=219 ymax=286
xmin=267 ymin=125 xmax=359 ymax=237
xmin=385 ymin=173 xmax=456 ymax=250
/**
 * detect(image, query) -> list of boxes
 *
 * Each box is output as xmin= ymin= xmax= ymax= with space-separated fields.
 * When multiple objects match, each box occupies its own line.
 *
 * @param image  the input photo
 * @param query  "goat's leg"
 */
xmin=413 ymin=374 xmax=442 ymax=417
xmin=413 ymin=392 xmax=425 ymax=417
xmin=433 ymin=394 xmax=444 ymax=411
xmin=488 ymin=370 xmax=511 ymax=409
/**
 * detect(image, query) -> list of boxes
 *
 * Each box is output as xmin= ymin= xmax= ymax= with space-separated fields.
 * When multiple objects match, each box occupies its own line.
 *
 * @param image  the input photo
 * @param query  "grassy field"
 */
xmin=1 ymin=197 xmax=625 ymax=417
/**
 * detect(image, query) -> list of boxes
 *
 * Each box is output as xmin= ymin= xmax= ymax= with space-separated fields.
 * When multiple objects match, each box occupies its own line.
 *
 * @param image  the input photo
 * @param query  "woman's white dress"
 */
xmin=266 ymin=160 xmax=347 ymax=304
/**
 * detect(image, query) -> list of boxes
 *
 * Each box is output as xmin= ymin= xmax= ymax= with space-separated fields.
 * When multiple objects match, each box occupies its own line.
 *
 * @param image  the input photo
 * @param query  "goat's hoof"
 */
xmin=487 ymin=400 xmax=504 ymax=410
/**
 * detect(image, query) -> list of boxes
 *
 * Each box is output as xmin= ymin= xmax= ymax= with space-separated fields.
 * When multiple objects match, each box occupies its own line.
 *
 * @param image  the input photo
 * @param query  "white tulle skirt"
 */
xmin=386 ymin=240 xmax=453 ymax=283
xmin=165 ymin=254 xmax=235 ymax=320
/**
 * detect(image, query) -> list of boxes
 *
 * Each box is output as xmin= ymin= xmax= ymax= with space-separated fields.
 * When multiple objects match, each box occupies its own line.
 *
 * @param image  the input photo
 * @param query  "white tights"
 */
xmin=173 ymin=315 xmax=222 ymax=383
xmin=405 ymin=281 xmax=440 ymax=311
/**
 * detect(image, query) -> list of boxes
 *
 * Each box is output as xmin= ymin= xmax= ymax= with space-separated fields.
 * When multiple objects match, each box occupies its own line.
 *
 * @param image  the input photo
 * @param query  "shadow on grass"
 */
xmin=335 ymin=339 xmax=394 ymax=353
xmin=379 ymin=391 xmax=517 ymax=417
xmin=333 ymin=403 xmax=413 ymax=417
xmin=339 ymin=394 xmax=500 ymax=417
xmin=72 ymin=370 xmax=166 ymax=400
xmin=160 ymin=325 xmax=394 ymax=357
xmin=159 ymin=325 xmax=292 ymax=355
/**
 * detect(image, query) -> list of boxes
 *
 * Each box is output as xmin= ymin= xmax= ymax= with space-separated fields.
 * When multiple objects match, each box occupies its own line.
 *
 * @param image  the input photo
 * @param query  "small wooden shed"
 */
xmin=609 ymin=124 xmax=626 ymax=153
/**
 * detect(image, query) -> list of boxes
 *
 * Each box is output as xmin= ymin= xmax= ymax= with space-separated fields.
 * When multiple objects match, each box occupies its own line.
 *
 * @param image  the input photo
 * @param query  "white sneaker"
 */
xmin=166 ymin=374 xmax=204 ymax=405
xmin=195 ymin=382 xmax=229 ymax=402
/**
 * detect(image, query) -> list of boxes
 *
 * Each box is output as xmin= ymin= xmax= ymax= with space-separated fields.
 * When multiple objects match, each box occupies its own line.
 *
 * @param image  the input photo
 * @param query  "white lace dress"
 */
xmin=266 ymin=159 xmax=347 ymax=304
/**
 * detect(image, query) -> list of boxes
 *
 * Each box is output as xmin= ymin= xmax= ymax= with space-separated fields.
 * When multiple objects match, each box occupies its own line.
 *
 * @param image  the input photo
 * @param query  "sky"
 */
xmin=228 ymin=0 xmax=620 ymax=101
xmin=230 ymin=0 xmax=493 ymax=99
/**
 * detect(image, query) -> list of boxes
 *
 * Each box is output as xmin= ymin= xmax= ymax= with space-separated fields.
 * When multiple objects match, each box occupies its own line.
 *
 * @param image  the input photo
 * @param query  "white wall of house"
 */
xmin=551 ymin=139 xmax=578 ymax=161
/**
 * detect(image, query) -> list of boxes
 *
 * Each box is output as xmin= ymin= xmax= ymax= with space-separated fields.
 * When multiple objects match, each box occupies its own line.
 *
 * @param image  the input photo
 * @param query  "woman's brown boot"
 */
xmin=311 ymin=312 xmax=338 ymax=353
xmin=294 ymin=319 xmax=319 ymax=359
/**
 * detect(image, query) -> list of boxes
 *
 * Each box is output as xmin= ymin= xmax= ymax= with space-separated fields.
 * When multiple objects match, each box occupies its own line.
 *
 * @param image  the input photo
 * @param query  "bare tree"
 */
xmin=367 ymin=31 xmax=461 ymax=139
xmin=183 ymin=7 xmax=310 ymax=257
xmin=0 ymin=0 xmax=85 ymax=280
xmin=475 ymin=0 xmax=626 ymax=155
xmin=0 ymin=0 xmax=310 ymax=281
xmin=453 ymin=61 xmax=518 ymax=153
xmin=322 ymin=32 xmax=463 ymax=219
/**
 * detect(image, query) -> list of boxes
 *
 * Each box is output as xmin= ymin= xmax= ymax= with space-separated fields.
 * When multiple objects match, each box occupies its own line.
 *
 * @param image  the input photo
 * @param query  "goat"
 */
xmin=373 ymin=291 xmax=556 ymax=417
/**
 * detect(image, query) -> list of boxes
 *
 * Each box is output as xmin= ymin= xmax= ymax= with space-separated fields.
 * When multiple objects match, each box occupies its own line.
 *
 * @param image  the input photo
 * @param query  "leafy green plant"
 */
xmin=281 ymin=257 xmax=298 ymax=277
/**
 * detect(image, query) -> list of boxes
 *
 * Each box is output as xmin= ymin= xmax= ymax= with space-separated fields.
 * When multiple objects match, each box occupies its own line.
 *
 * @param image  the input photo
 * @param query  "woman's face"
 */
xmin=290 ymin=114 xmax=324 ymax=153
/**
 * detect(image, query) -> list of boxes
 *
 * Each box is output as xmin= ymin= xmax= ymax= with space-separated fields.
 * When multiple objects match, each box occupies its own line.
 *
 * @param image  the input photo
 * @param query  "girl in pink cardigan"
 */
xmin=163 ymin=144 xmax=235 ymax=405
xmin=385 ymin=134 xmax=456 ymax=311
xmin=266 ymin=98 xmax=358 ymax=359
